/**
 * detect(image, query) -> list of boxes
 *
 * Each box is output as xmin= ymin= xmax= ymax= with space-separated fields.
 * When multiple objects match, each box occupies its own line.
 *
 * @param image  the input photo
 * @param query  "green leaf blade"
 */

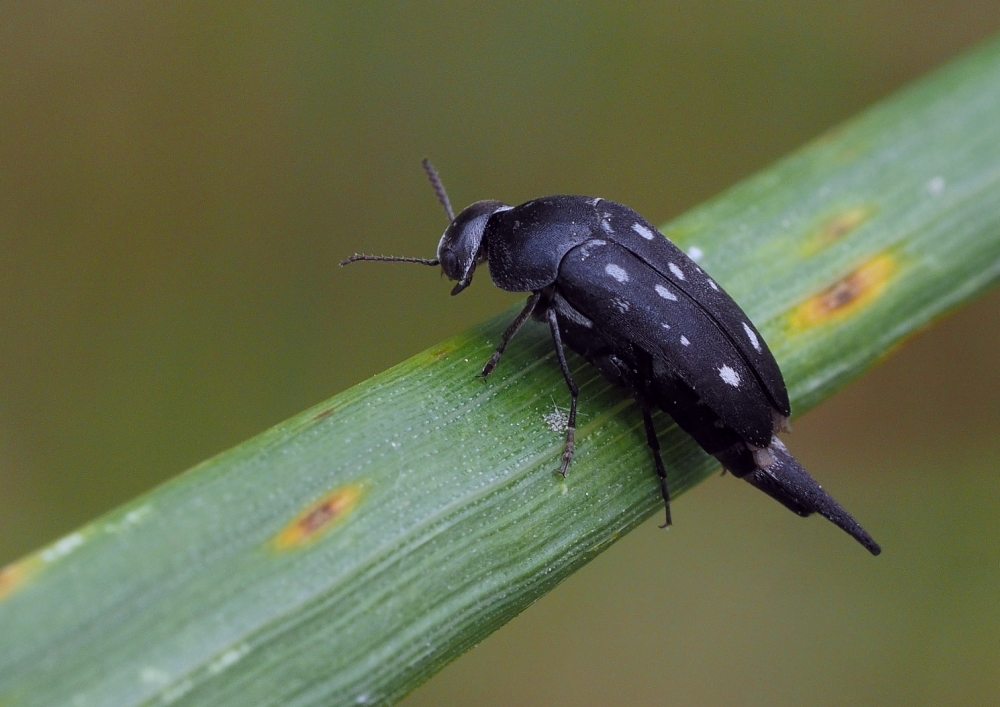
xmin=3 ymin=33 xmax=1000 ymax=707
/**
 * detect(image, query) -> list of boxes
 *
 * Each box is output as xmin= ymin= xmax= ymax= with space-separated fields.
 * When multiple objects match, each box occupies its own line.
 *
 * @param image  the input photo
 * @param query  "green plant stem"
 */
xmin=3 ymin=34 xmax=1000 ymax=707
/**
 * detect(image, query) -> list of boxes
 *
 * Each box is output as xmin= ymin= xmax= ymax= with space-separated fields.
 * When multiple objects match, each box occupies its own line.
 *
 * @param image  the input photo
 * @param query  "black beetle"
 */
xmin=343 ymin=160 xmax=880 ymax=555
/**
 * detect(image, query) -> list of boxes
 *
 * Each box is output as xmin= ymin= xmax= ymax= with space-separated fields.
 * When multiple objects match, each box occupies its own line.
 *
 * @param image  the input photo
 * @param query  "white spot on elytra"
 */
xmin=632 ymin=222 xmax=655 ymax=240
xmin=927 ymin=176 xmax=945 ymax=195
xmin=655 ymin=284 xmax=678 ymax=301
xmin=668 ymin=262 xmax=685 ymax=280
xmin=661 ymin=323 xmax=671 ymax=329
xmin=719 ymin=365 xmax=740 ymax=387
xmin=680 ymin=335 xmax=690 ymax=346
xmin=742 ymin=322 xmax=762 ymax=352
xmin=605 ymin=263 xmax=629 ymax=282
xmin=687 ymin=246 xmax=704 ymax=262
xmin=41 ymin=532 xmax=85 ymax=562
xmin=600 ymin=219 xmax=614 ymax=235
xmin=707 ymin=279 xmax=719 ymax=291
xmin=577 ymin=239 xmax=607 ymax=260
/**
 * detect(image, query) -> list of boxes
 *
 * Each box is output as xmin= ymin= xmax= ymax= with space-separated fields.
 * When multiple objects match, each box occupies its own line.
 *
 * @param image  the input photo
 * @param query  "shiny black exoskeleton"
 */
xmin=343 ymin=160 xmax=880 ymax=555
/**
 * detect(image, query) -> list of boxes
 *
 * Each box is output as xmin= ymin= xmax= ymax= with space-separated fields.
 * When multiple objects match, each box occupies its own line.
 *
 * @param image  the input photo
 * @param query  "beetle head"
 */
xmin=339 ymin=160 xmax=507 ymax=295
xmin=437 ymin=200 xmax=506 ymax=295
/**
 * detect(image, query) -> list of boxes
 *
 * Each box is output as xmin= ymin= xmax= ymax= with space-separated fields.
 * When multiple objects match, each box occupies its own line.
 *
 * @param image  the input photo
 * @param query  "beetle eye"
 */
xmin=439 ymin=249 xmax=460 ymax=280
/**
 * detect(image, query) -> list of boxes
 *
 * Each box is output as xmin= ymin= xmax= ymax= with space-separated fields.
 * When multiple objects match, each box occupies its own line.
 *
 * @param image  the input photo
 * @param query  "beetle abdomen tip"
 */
xmin=744 ymin=440 xmax=882 ymax=556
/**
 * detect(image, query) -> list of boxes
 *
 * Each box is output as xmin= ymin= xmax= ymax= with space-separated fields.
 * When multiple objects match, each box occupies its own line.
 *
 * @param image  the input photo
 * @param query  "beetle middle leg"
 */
xmin=641 ymin=408 xmax=672 ymax=528
xmin=480 ymin=292 xmax=541 ymax=379
xmin=545 ymin=308 xmax=578 ymax=478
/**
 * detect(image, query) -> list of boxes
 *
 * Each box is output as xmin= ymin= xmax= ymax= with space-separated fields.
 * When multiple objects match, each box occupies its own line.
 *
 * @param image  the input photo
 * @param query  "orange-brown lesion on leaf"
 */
xmin=789 ymin=252 xmax=897 ymax=330
xmin=802 ymin=205 xmax=876 ymax=255
xmin=271 ymin=483 xmax=364 ymax=550
xmin=0 ymin=558 xmax=41 ymax=603
xmin=311 ymin=406 xmax=337 ymax=422
xmin=430 ymin=343 xmax=456 ymax=359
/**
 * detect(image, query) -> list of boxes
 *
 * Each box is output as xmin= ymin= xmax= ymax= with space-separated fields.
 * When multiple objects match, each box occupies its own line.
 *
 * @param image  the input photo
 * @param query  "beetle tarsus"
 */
xmin=659 ymin=509 xmax=672 ymax=529
xmin=558 ymin=427 xmax=575 ymax=478
xmin=547 ymin=308 xmax=579 ymax=479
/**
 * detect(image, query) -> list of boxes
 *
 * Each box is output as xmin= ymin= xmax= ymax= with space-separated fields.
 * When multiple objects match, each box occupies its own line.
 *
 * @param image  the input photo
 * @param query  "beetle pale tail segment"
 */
xmin=480 ymin=293 xmax=542 ymax=380
xmin=340 ymin=254 xmax=440 ymax=267
xmin=743 ymin=438 xmax=882 ymax=556
xmin=641 ymin=408 xmax=672 ymax=528
xmin=422 ymin=158 xmax=455 ymax=222
xmin=547 ymin=308 xmax=579 ymax=479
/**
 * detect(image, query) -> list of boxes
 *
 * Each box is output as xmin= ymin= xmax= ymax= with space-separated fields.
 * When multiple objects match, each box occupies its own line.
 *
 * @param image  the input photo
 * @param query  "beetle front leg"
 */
xmin=480 ymin=292 xmax=542 ymax=379
xmin=641 ymin=408 xmax=672 ymax=528
xmin=546 ymin=308 xmax=578 ymax=478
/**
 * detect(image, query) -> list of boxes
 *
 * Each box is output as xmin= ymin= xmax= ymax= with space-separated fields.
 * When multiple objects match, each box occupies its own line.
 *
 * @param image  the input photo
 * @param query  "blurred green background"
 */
xmin=1 ymin=2 xmax=999 ymax=705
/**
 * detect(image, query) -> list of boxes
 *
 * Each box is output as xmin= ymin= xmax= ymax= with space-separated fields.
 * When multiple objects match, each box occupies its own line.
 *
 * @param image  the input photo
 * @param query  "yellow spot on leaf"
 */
xmin=790 ymin=253 xmax=896 ymax=329
xmin=272 ymin=483 xmax=364 ymax=550
xmin=0 ymin=557 xmax=41 ymax=602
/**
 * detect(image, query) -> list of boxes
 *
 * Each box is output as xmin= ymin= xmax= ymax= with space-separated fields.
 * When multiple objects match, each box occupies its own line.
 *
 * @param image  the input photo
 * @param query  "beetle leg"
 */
xmin=641 ymin=408 xmax=672 ymax=528
xmin=546 ymin=308 xmax=578 ymax=478
xmin=480 ymin=292 xmax=542 ymax=379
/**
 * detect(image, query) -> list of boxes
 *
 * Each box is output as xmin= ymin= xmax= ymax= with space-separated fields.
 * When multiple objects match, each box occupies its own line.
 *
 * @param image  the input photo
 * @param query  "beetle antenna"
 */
xmin=422 ymin=158 xmax=455 ymax=222
xmin=340 ymin=254 xmax=440 ymax=267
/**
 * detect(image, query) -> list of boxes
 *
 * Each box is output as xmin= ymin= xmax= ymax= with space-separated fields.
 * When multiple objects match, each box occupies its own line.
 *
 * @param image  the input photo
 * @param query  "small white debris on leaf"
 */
xmin=927 ymin=176 xmax=945 ymax=195
xmin=543 ymin=407 xmax=570 ymax=433
xmin=208 ymin=644 xmax=252 ymax=675
xmin=40 ymin=532 xmax=85 ymax=563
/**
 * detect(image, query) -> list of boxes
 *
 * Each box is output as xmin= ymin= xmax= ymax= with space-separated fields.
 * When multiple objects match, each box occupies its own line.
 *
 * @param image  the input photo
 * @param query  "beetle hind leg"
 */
xmin=641 ymin=408 xmax=672 ymax=528
xmin=545 ymin=308 xmax=579 ymax=478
